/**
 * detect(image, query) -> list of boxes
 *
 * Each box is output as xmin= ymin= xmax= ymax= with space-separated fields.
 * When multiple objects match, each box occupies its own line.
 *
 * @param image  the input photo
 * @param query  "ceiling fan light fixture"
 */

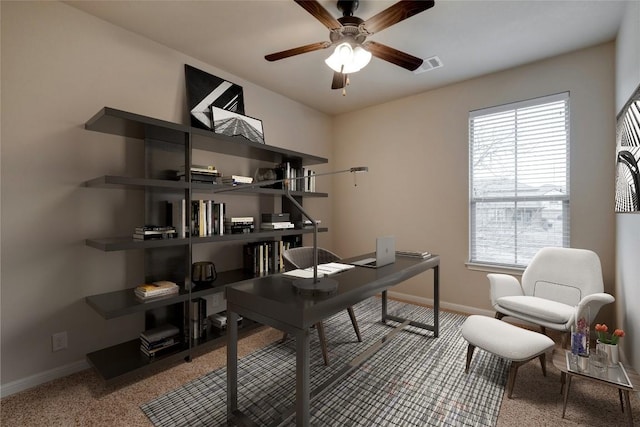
xmin=325 ymin=42 xmax=371 ymax=74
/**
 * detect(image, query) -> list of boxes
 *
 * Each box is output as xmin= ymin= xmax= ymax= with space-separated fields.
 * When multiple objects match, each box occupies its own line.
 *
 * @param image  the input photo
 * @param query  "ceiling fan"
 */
xmin=265 ymin=0 xmax=435 ymax=93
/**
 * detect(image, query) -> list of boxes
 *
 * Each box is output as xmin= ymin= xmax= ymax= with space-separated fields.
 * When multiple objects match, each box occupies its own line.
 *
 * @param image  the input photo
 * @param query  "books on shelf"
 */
xmin=261 ymin=213 xmax=290 ymax=223
xmin=260 ymin=222 xmax=294 ymax=230
xmin=140 ymin=324 xmax=181 ymax=357
xmin=222 ymin=175 xmax=253 ymax=185
xmin=134 ymin=280 xmax=179 ymax=299
xmin=244 ymin=240 xmax=287 ymax=275
xmin=225 ymin=217 xmax=254 ymax=234
xmin=274 ymin=162 xmax=316 ymax=192
xmin=133 ymin=225 xmax=177 ymax=240
xmin=396 ymin=250 xmax=432 ymax=258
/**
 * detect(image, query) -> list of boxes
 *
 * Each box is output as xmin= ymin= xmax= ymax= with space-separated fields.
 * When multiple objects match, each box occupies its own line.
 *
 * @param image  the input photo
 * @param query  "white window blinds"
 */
xmin=469 ymin=92 xmax=570 ymax=268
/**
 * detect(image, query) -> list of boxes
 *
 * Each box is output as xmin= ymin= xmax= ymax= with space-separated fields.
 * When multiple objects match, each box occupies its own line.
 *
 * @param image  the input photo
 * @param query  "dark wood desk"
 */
xmin=226 ymin=254 xmax=440 ymax=426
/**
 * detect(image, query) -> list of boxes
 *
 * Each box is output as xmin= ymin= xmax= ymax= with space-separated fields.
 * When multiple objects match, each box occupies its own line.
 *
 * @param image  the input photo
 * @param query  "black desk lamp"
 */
xmin=215 ymin=166 xmax=368 ymax=295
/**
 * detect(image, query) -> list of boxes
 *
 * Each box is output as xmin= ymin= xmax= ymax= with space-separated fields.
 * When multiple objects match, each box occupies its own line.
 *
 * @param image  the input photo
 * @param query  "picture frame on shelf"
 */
xmin=615 ymin=83 xmax=640 ymax=213
xmin=211 ymin=106 xmax=265 ymax=144
xmin=185 ymin=64 xmax=245 ymax=130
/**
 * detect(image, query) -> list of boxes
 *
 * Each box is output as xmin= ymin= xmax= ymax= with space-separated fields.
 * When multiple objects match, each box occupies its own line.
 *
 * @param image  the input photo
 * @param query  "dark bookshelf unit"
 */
xmin=84 ymin=107 xmax=328 ymax=382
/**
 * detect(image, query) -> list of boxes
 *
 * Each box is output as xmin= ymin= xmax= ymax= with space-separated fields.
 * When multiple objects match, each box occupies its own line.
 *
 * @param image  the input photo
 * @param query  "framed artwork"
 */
xmin=185 ymin=64 xmax=245 ymax=130
xmin=211 ymin=106 xmax=264 ymax=144
xmin=615 ymin=84 xmax=640 ymax=213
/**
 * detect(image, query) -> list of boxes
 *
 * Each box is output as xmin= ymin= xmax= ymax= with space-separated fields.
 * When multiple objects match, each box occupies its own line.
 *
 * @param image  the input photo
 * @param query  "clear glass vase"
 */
xmin=571 ymin=306 xmax=590 ymax=370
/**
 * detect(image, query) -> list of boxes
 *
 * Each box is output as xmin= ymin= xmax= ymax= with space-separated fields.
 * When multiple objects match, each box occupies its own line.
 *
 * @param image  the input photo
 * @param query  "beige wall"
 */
xmin=332 ymin=43 xmax=616 ymax=315
xmin=0 ymin=0 xmax=625 ymax=394
xmin=615 ymin=0 xmax=640 ymax=372
xmin=0 ymin=1 xmax=332 ymax=390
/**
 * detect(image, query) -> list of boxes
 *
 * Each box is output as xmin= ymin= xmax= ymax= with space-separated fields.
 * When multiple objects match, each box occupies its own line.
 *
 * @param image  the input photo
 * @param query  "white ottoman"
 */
xmin=462 ymin=315 xmax=555 ymax=398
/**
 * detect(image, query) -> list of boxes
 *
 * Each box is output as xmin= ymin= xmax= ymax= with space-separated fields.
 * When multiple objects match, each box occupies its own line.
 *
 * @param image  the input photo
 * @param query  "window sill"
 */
xmin=465 ymin=262 xmax=525 ymax=276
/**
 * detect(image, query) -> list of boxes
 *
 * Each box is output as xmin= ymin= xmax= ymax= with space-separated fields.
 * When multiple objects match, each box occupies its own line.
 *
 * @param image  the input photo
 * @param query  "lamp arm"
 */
xmin=283 ymin=188 xmax=319 ymax=283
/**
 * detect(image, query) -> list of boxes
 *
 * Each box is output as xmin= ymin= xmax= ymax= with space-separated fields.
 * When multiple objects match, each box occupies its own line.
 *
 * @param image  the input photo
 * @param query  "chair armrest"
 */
xmin=575 ymin=292 xmax=615 ymax=321
xmin=488 ymin=273 xmax=524 ymax=307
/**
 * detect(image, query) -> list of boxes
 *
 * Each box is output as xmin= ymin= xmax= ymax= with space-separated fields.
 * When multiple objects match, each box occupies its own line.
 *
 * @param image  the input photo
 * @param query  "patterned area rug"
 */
xmin=141 ymin=298 xmax=508 ymax=426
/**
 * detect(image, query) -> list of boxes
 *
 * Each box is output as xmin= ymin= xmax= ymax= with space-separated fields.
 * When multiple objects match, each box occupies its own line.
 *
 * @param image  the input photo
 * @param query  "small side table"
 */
xmin=552 ymin=349 xmax=639 ymax=426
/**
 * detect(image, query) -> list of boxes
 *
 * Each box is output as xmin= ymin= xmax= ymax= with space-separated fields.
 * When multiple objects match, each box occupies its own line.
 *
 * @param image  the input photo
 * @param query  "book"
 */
xmin=140 ymin=324 xmax=180 ymax=342
xmin=226 ymin=216 xmax=254 ymax=223
xmin=222 ymin=175 xmax=253 ymax=185
xmin=135 ymin=225 xmax=176 ymax=233
xmin=396 ymin=250 xmax=432 ymax=258
xmin=133 ymin=231 xmax=177 ymax=240
xmin=178 ymin=164 xmax=219 ymax=174
xmin=261 ymin=213 xmax=290 ymax=223
xmin=134 ymin=281 xmax=179 ymax=299
xmin=260 ymin=222 xmax=294 ymax=230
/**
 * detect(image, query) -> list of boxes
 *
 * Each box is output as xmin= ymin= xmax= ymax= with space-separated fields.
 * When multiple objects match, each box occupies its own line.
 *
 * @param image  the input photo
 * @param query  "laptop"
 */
xmin=351 ymin=236 xmax=396 ymax=268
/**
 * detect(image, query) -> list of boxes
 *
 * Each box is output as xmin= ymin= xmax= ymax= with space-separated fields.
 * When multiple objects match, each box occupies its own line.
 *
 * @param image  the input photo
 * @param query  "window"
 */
xmin=469 ymin=92 xmax=570 ymax=268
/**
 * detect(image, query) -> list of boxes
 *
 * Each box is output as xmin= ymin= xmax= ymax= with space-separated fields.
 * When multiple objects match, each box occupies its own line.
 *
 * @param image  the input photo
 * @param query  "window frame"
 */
xmin=468 ymin=92 xmax=570 ymax=269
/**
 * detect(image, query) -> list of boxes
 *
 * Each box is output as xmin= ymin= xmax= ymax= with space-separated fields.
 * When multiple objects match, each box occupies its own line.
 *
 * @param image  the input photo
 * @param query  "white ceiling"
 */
xmin=66 ymin=0 xmax=627 ymax=115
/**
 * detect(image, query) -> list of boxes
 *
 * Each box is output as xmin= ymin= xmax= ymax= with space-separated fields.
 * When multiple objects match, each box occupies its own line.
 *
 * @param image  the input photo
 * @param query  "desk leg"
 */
xmin=433 ymin=265 xmax=439 ymax=338
xmin=623 ymin=390 xmax=634 ymax=427
xmin=381 ymin=290 xmax=388 ymax=324
xmin=562 ymin=375 xmax=572 ymax=418
xmin=295 ymin=328 xmax=311 ymax=426
xmin=227 ymin=310 xmax=239 ymax=421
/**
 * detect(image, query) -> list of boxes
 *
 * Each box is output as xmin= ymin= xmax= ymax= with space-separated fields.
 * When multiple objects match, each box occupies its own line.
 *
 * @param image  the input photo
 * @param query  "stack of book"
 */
xmin=260 ymin=212 xmax=294 ymax=230
xmin=222 ymin=175 xmax=253 ymax=186
xmin=224 ymin=217 xmax=254 ymax=234
xmin=396 ymin=250 xmax=432 ymax=258
xmin=140 ymin=324 xmax=181 ymax=357
xmin=175 ymin=165 xmax=222 ymax=184
xmin=134 ymin=280 xmax=179 ymax=300
xmin=133 ymin=225 xmax=177 ymax=240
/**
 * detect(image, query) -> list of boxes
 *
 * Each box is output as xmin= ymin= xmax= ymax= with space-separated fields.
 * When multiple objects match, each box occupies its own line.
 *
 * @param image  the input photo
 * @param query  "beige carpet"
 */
xmin=2 ymin=323 xmax=639 ymax=426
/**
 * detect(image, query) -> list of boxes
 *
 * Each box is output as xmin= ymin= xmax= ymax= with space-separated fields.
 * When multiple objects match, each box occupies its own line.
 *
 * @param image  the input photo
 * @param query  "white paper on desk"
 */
xmin=283 ymin=269 xmax=324 ymax=279
xmin=313 ymin=262 xmax=356 ymax=275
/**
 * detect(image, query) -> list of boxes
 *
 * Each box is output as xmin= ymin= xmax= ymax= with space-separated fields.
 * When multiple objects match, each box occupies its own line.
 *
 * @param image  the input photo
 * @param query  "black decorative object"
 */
xmin=185 ymin=64 xmax=245 ymax=130
xmin=615 ymin=84 xmax=640 ymax=212
xmin=211 ymin=106 xmax=264 ymax=144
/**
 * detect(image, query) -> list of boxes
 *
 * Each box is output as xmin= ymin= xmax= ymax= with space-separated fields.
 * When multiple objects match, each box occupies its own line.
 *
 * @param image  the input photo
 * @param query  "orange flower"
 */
xmin=595 ymin=323 xmax=625 ymax=344
xmin=595 ymin=323 xmax=608 ymax=332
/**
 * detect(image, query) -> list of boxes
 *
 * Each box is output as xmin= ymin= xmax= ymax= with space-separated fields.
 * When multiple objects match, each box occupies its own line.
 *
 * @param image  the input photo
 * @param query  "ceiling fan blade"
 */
xmin=363 ymin=0 xmax=434 ymax=34
xmin=364 ymin=41 xmax=423 ymax=71
xmin=331 ymin=71 xmax=345 ymax=90
xmin=265 ymin=41 xmax=331 ymax=61
xmin=294 ymin=0 xmax=343 ymax=30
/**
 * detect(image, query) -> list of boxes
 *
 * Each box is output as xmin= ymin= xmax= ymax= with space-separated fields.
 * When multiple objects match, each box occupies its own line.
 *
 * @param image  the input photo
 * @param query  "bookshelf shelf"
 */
xmin=83 ymin=107 xmax=329 ymax=382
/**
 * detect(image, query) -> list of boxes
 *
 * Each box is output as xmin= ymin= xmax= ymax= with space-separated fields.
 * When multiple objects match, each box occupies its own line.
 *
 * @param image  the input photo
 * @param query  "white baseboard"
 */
xmin=385 ymin=291 xmax=495 ymax=317
xmin=0 ymin=359 xmax=90 ymax=398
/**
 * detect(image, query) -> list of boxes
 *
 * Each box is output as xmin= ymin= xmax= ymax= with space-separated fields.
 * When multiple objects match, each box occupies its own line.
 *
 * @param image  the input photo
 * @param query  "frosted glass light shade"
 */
xmin=325 ymin=43 xmax=372 ymax=74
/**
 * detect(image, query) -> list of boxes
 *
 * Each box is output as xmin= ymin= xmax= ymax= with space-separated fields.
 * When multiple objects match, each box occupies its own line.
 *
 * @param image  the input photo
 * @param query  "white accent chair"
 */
xmin=489 ymin=247 xmax=614 ymax=342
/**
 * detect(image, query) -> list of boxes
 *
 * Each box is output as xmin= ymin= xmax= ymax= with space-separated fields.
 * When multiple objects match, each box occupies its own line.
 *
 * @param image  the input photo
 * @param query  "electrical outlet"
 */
xmin=52 ymin=331 xmax=68 ymax=352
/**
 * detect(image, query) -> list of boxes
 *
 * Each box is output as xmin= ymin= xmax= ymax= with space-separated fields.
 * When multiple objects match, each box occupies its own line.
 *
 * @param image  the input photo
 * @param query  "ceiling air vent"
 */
xmin=413 ymin=56 xmax=443 ymax=74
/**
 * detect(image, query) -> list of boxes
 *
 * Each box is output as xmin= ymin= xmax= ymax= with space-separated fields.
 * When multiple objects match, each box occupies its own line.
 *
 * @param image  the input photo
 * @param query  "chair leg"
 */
xmin=495 ymin=312 xmax=505 ymax=320
xmin=347 ymin=307 xmax=362 ymax=342
xmin=465 ymin=344 xmax=476 ymax=373
xmin=507 ymin=361 xmax=522 ymax=399
xmin=316 ymin=322 xmax=330 ymax=366
xmin=540 ymin=326 xmax=547 ymax=336
xmin=281 ymin=332 xmax=288 ymax=344
xmin=539 ymin=353 xmax=547 ymax=377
